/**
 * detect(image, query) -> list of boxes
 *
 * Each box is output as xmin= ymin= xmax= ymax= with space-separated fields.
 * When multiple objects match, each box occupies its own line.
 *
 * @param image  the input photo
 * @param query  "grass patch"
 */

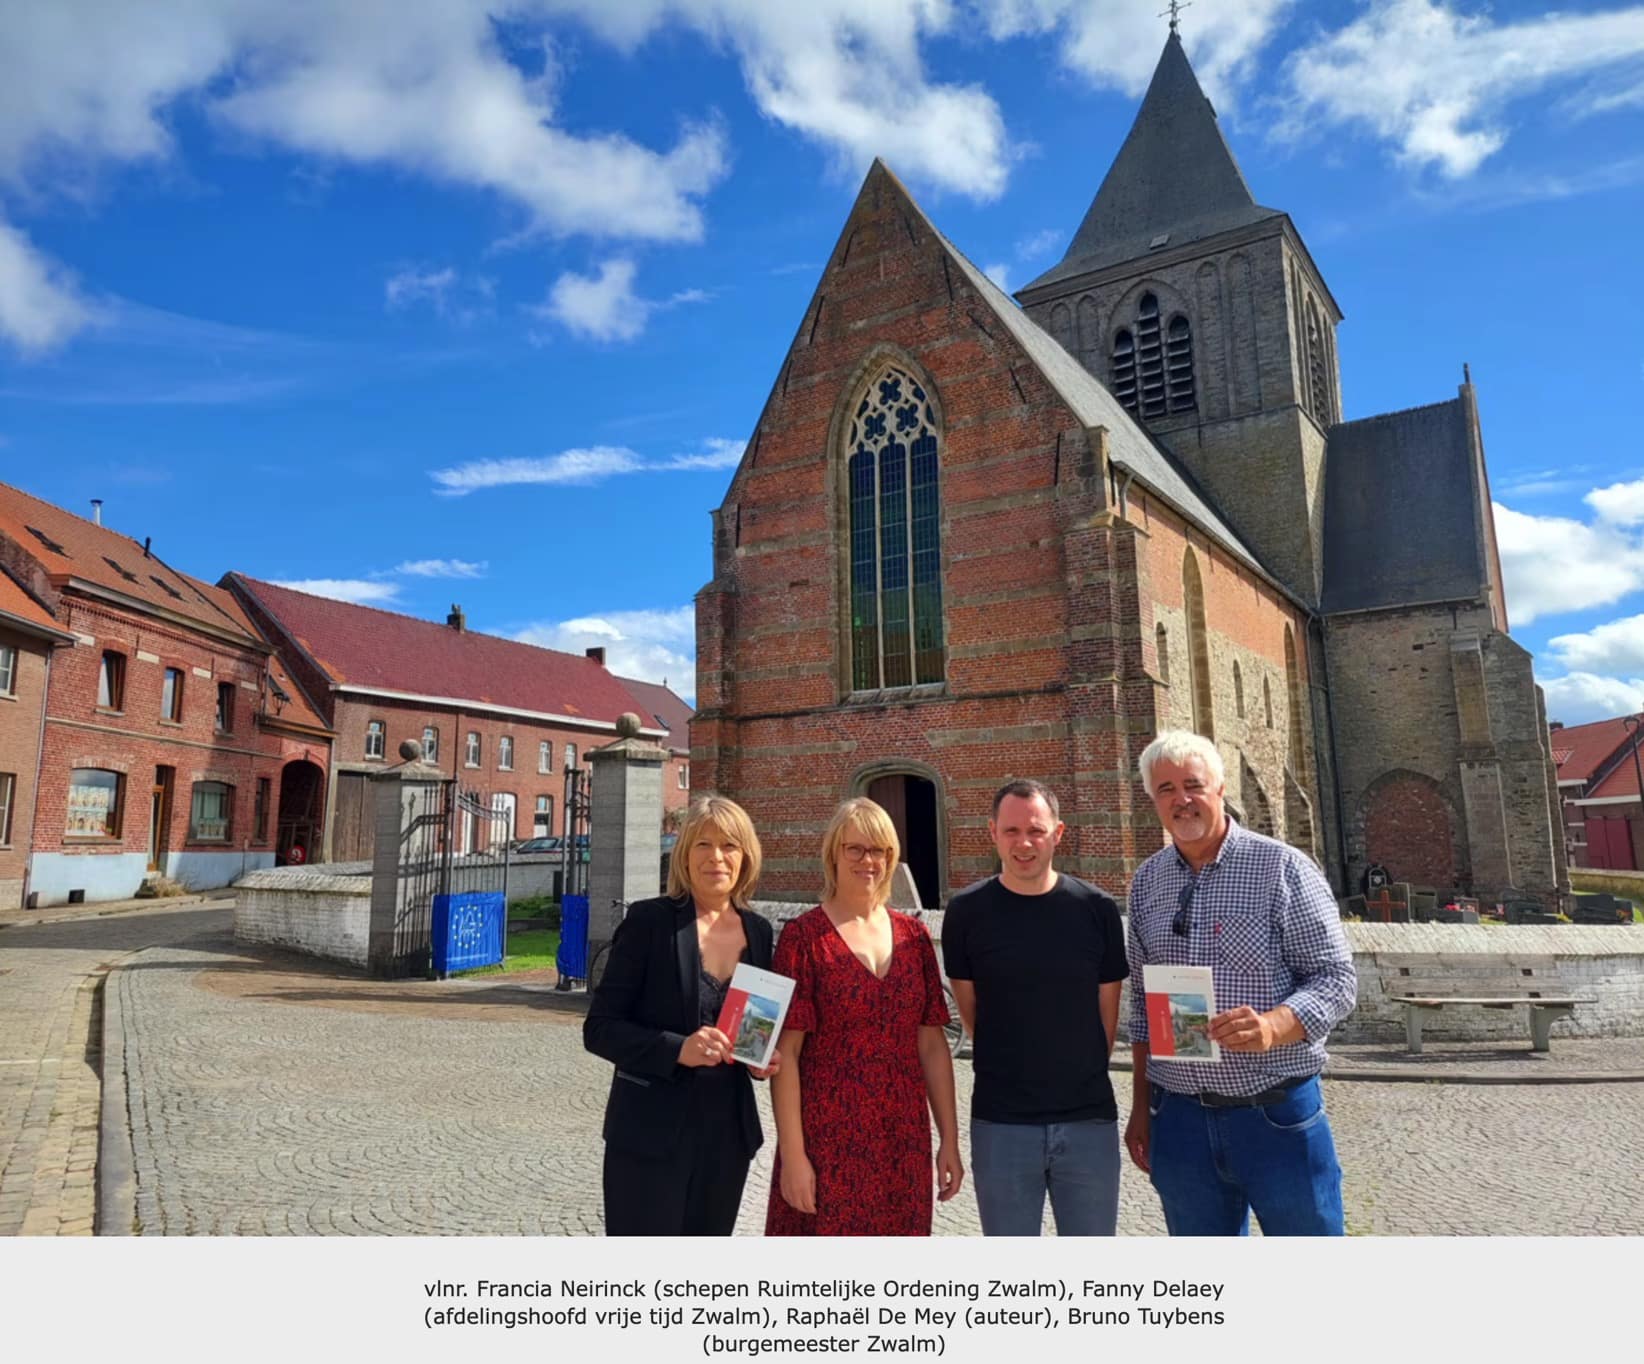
xmin=454 ymin=928 xmax=561 ymax=977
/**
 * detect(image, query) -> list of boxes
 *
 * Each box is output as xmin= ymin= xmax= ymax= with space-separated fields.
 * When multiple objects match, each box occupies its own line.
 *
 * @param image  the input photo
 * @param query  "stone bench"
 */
xmin=1380 ymin=954 xmax=1595 ymax=1054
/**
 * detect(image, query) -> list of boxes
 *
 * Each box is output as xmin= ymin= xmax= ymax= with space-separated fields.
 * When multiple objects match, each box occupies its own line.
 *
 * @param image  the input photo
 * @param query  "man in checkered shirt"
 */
xmin=1123 ymin=731 xmax=1356 ymax=1235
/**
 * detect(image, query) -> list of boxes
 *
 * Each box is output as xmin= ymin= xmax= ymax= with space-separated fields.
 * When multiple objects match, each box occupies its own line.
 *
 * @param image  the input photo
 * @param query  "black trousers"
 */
xmin=602 ymin=1081 xmax=753 ymax=1236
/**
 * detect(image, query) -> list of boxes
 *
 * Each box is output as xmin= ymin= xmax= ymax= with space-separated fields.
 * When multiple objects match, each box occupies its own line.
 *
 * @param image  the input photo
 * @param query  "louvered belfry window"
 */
xmin=1114 ymin=293 xmax=1194 ymax=419
xmin=848 ymin=367 xmax=945 ymax=691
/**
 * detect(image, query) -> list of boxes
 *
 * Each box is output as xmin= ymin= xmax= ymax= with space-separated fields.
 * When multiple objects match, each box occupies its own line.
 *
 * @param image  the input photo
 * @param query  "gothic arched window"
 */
xmin=1113 ymin=292 xmax=1193 ymax=420
xmin=1305 ymin=298 xmax=1330 ymax=424
xmin=1183 ymin=549 xmax=1214 ymax=740
xmin=1111 ymin=329 xmax=1137 ymax=411
xmin=848 ymin=366 xmax=945 ymax=691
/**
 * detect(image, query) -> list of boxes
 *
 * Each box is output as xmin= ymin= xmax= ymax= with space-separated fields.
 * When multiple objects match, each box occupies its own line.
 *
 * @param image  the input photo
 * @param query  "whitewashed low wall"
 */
xmin=234 ymin=867 xmax=371 ymax=968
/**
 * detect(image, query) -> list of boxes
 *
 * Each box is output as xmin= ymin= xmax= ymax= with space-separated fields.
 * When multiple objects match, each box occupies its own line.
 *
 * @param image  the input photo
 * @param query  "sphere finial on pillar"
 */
xmin=616 ymin=712 xmax=643 ymax=739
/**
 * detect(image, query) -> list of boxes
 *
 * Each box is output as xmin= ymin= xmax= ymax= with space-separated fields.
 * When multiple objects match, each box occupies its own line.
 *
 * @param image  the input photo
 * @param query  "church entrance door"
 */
xmin=866 ymin=773 xmax=940 ymax=909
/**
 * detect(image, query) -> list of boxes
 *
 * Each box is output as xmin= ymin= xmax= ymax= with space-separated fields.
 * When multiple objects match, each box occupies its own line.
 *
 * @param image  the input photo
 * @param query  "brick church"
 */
xmin=692 ymin=31 xmax=1568 ymax=911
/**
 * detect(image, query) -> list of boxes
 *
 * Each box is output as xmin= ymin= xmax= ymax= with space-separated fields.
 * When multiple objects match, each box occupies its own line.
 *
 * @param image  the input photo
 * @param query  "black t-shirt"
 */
xmin=942 ymin=873 xmax=1129 ymax=1124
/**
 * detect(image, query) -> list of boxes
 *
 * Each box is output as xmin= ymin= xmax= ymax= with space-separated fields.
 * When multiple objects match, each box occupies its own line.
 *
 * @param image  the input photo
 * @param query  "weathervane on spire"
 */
xmin=1159 ymin=0 xmax=1191 ymax=35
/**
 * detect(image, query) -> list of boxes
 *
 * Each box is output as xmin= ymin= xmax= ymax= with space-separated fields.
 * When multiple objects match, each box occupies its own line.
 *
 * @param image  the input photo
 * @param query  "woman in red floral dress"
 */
xmin=766 ymin=798 xmax=962 ymax=1236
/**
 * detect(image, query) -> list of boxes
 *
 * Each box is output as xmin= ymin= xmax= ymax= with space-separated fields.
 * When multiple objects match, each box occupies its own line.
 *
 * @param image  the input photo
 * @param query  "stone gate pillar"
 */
xmin=367 ymin=741 xmax=447 ymax=977
xmin=587 ymin=713 xmax=666 ymax=951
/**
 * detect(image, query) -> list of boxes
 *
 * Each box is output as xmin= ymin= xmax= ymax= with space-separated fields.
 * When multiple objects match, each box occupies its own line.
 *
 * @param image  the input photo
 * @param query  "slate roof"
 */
xmin=1549 ymin=717 xmax=1636 ymax=787
xmin=881 ymin=163 xmax=1267 ymax=578
xmin=229 ymin=575 xmax=662 ymax=732
xmin=1320 ymin=398 xmax=1490 ymax=615
xmin=1023 ymin=33 xmax=1283 ymax=291
xmin=619 ymin=677 xmax=693 ymax=755
xmin=0 ymin=480 xmax=262 ymax=643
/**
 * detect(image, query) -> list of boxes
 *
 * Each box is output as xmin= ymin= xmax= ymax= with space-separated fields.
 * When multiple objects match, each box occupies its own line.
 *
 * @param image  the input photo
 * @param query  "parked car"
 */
xmin=513 ymin=836 xmax=563 ymax=855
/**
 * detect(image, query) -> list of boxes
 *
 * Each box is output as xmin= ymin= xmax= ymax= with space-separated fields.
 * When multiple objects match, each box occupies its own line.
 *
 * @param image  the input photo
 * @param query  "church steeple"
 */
xmin=1024 ymin=32 xmax=1282 ymax=291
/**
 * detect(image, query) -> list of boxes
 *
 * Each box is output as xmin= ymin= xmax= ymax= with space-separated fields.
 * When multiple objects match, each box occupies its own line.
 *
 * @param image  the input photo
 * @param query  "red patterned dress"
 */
xmin=765 ymin=907 xmax=949 ymax=1237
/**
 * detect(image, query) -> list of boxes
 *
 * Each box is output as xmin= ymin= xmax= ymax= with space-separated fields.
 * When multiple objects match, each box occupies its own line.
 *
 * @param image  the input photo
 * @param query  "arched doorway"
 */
xmin=277 ymin=760 xmax=325 ymax=865
xmin=865 ymin=772 xmax=942 ymax=909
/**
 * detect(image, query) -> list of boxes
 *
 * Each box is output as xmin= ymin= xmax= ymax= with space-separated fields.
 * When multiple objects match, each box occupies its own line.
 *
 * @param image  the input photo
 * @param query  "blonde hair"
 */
xmin=820 ymin=797 xmax=901 ymax=907
xmin=667 ymin=795 xmax=763 ymax=909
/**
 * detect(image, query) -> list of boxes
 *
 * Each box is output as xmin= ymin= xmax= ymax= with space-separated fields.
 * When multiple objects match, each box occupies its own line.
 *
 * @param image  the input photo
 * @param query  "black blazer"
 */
xmin=583 ymin=895 xmax=774 ymax=1162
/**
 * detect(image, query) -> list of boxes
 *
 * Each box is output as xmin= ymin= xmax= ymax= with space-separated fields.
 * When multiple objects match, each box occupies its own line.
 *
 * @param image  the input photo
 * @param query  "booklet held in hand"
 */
xmin=1142 ymin=964 xmax=1221 ymax=1063
xmin=714 ymin=963 xmax=796 ymax=1068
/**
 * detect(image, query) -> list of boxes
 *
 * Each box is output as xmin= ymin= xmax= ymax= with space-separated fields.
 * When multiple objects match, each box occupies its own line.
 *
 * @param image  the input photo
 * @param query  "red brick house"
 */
xmin=223 ymin=577 xmax=669 ymax=861
xmin=1552 ymin=718 xmax=1644 ymax=870
xmin=0 ymin=483 xmax=330 ymax=906
xmin=0 ymin=567 xmax=77 ymax=908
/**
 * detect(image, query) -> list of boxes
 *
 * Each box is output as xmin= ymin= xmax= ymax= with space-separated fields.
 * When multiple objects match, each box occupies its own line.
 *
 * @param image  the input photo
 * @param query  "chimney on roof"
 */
xmin=142 ymin=536 xmax=151 ymax=558
xmin=585 ymin=646 xmax=606 ymax=667
xmin=1549 ymin=722 xmax=1563 ymax=731
xmin=447 ymin=604 xmax=466 ymax=632
xmin=91 ymin=499 xmax=103 ymax=526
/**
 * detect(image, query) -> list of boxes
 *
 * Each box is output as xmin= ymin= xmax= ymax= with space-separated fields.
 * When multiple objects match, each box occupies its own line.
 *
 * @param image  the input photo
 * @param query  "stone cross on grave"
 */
xmin=1159 ymin=0 xmax=1192 ymax=35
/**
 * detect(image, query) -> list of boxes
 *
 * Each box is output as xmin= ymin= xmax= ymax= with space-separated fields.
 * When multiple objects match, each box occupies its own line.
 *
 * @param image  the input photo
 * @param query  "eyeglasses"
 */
xmin=1172 ymin=879 xmax=1197 ymax=937
xmin=842 ymin=843 xmax=891 ymax=863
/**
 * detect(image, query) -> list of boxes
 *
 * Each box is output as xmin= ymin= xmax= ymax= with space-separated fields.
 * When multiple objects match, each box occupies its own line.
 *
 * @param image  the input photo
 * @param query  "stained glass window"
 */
xmin=846 ymin=366 xmax=945 ymax=690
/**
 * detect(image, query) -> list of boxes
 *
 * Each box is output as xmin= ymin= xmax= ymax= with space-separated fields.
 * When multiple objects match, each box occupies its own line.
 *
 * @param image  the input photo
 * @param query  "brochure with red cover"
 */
xmin=714 ymin=963 xmax=795 ymax=1068
xmin=1142 ymin=964 xmax=1221 ymax=1062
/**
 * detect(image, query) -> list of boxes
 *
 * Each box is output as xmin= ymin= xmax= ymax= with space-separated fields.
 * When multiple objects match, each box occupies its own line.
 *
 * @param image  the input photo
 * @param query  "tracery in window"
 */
xmin=847 ymin=366 xmax=945 ymax=691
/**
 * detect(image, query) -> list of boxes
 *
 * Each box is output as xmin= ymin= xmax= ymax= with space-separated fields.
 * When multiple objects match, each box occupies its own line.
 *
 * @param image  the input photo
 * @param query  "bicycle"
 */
xmin=571 ymin=898 xmax=628 ymax=992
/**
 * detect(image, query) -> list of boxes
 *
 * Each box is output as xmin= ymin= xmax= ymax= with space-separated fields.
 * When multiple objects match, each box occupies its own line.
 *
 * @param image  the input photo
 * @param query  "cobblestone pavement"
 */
xmin=107 ymin=930 xmax=1644 ymax=1236
xmin=0 ymin=902 xmax=230 ymax=1235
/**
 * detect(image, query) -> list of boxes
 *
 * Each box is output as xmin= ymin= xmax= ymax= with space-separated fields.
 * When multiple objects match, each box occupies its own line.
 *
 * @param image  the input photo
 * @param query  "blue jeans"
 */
xmin=970 ymin=1117 xmax=1120 ymax=1236
xmin=1147 ymin=1076 xmax=1344 ymax=1236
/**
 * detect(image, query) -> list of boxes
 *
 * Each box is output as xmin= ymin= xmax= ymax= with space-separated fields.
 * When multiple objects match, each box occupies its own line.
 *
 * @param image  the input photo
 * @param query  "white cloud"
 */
xmin=982 ymin=262 xmax=1011 ymax=291
xmin=1013 ymin=227 xmax=1062 ymax=261
xmin=1587 ymin=478 xmax=1644 ymax=528
xmin=529 ymin=258 xmax=709 ymax=342
xmin=547 ymin=1 xmax=1012 ymax=198
xmin=1281 ymin=1 xmax=1644 ymax=178
xmin=976 ymin=0 xmax=1294 ymax=105
xmin=1546 ymin=614 xmax=1644 ymax=678
xmin=0 ymin=1 xmax=728 ymax=243
xmin=0 ymin=217 xmax=96 ymax=353
xmin=394 ymin=558 xmax=488 ymax=579
xmin=270 ymin=577 xmax=401 ymax=605
xmin=514 ymin=605 xmax=696 ymax=697
xmin=1539 ymin=671 xmax=1644 ymax=728
xmin=1493 ymin=502 xmax=1644 ymax=625
xmin=431 ymin=437 xmax=743 ymax=494
xmin=385 ymin=266 xmax=456 ymax=310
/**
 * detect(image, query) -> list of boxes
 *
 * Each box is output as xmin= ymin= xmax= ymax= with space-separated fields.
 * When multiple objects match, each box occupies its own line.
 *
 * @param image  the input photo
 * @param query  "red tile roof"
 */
xmin=229 ymin=575 xmax=661 ymax=731
xmin=1549 ymin=717 xmax=1637 ymax=786
xmin=0 ymin=480 xmax=260 ymax=644
xmin=1589 ymin=747 xmax=1644 ymax=801
xmin=0 ymin=565 xmax=72 ymax=640
xmin=619 ymin=677 xmax=694 ymax=754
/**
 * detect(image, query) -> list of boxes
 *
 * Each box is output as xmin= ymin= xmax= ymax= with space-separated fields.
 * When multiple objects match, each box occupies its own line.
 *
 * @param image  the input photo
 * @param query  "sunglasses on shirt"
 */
xmin=1172 ymin=880 xmax=1197 ymax=937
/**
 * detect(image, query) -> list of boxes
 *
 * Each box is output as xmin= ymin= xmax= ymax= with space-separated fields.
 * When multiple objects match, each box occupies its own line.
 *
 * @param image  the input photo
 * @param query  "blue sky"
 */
xmin=1 ymin=1 xmax=1642 ymax=719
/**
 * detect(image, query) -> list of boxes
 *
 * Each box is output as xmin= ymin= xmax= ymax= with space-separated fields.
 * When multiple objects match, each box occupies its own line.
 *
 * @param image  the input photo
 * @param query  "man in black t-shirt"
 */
xmin=942 ymin=779 xmax=1129 ymax=1235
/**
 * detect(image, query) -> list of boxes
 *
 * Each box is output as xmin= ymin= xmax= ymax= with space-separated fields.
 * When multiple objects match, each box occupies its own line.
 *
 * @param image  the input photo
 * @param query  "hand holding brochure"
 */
xmin=714 ymin=964 xmax=795 ymax=1069
xmin=1142 ymin=964 xmax=1221 ymax=1063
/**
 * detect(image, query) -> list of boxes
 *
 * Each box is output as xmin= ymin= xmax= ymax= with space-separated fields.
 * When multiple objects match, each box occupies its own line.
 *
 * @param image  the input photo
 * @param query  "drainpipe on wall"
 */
xmin=21 ymin=647 xmax=55 ymax=910
xmin=1312 ymin=614 xmax=1351 ymax=893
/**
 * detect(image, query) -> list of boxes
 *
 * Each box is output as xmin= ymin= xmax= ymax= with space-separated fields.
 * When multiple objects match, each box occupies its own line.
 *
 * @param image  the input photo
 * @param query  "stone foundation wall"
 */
xmin=234 ymin=867 xmax=372 ymax=967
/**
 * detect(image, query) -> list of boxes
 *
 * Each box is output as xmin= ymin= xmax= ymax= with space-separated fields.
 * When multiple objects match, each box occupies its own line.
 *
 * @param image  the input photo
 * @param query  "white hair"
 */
xmin=1138 ymin=731 xmax=1226 ymax=796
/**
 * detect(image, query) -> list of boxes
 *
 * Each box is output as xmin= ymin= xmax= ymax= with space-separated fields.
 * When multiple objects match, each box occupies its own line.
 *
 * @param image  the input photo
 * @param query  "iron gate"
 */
xmin=556 ymin=765 xmax=594 ymax=983
xmin=390 ymin=780 xmax=513 ymax=977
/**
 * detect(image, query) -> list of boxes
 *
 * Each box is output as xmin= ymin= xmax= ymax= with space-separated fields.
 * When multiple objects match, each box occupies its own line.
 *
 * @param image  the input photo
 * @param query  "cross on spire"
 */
xmin=1159 ymin=0 xmax=1191 ymax=35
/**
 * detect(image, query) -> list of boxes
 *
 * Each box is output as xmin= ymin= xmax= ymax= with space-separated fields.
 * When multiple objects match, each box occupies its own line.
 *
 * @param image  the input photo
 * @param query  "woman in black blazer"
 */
xmin=584 ymin=794 xmax=778 ymax=1235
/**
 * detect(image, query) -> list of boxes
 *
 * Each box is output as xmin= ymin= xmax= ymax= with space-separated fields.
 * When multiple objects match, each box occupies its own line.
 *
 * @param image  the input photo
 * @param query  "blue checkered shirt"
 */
xmin=1127 ymin=819 xmax=1356 ymax=1097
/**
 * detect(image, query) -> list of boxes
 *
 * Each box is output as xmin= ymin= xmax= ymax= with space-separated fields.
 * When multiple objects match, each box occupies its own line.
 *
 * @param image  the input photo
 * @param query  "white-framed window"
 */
xmin=538 ymin=740 xmax=551 ymax=773
xmin=216 ymin=681 xmax=234 ymax=732
xmin=365 ymin=719 xmax=386 ymax=760
xmin=466 ymin=731 xmax=481 ymax=767
xmin=422 ymin=726 xmax=439 ymax=763
xmin=492 ymin=792 xmax=516 ymax=852
xmin=98 ymin=651 xmax=126 ymax=710
xmin=678 ymin=764 xmax=689 ymax=790
xmin=499 ymin=735 xmax=514 ymax=770
xmin=534 ymin=794 xmax=553 ymax=837
xmin=0 ymin=772 xmax=15 ymax=844
xmin=564 ymin=742 xmax=577 ymax=771
xmin=66 ymin=768 xmax=123 ymax=838
xmin=0 ymin=644 xmax=16 ymax=696
xmin=161 ymin=667 xmax=184 ymax=722
xmin=189 ymin=781 xmax=233 ymax=843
